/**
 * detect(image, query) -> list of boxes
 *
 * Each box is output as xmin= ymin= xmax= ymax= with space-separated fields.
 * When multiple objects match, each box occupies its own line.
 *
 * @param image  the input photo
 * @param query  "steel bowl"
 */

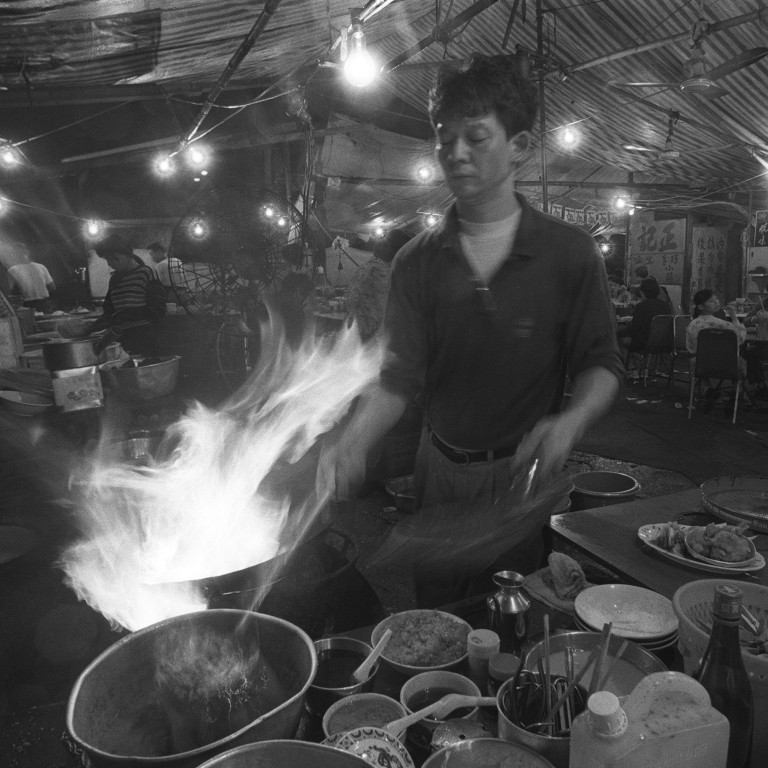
xmin=423 ymin=737 xmax=556 ymax=768
xmin=66 ymin=610 xmax=316 ymax=768
xmin=100 ymin=356 xmax=180 ymax=400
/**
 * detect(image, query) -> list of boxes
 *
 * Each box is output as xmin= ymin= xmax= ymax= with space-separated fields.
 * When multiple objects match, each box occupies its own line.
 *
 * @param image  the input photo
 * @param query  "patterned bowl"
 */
xmin=324 ymin=726 xmax=415 ymax=768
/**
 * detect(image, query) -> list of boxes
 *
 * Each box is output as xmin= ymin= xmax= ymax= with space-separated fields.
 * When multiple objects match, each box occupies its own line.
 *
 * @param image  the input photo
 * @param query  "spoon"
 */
xmin=352 ymin=628 xmax=392 ymax=683
xmin=384 ymin=694 xmax=497 ymax=735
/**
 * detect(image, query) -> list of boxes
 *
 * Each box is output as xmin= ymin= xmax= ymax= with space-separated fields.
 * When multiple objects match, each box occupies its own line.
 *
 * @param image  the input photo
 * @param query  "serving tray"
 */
xmin=700 ymin=476 xmax=768 ymax=533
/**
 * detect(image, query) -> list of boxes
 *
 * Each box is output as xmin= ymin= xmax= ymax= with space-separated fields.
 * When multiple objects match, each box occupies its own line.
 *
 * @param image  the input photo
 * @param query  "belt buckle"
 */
xmin=454 ymin=448 xmax=472 ymax=465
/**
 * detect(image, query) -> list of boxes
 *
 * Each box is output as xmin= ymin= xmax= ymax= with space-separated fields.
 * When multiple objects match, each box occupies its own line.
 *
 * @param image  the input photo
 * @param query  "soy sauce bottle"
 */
xmin=692 ymin=585 xmax=753 ymax=768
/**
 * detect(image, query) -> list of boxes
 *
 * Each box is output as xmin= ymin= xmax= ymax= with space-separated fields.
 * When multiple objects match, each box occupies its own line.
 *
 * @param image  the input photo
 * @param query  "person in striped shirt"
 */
xmin=88 ymin=233 xmax=166 ymax=356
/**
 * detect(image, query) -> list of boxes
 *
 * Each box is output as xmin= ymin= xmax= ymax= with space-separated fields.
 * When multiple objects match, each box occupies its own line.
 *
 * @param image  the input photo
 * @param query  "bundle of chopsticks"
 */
xmin=503 ymin=617 xmax=628 ymax=737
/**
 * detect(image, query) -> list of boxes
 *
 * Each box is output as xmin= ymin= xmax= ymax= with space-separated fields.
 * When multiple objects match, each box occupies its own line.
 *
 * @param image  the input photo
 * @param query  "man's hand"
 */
xmin=314 ymin=384 xmax=408 ymax=502
xmin=512 ymin=366 xmax=620 ymax=479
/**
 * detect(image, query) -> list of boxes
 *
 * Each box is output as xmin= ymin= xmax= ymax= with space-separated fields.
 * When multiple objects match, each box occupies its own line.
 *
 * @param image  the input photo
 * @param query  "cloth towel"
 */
xmin=524 ymin=552 xmax=589 ymax=615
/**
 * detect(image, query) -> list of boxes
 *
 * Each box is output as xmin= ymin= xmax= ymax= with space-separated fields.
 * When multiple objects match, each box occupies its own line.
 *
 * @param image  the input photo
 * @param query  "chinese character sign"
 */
xmin=690 ymin=226 xmax=728 ymax=300
xmin=630 ymin=213 xmax=685 ymax=283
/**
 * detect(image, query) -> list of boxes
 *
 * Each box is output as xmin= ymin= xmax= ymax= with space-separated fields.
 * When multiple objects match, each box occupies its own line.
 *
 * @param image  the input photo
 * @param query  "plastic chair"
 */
xmin=672 ymin=314 xmax=693 ymax=383
xmin=641 ymin=314 xmax=675 ymax=387
xmin=687 ymin=327 xmax=743 ymax=424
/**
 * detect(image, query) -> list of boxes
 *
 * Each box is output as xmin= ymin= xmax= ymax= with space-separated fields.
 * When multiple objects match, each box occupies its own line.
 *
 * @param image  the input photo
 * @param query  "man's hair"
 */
xmin=428 ymin=53 xmax=538 ymax=137
xmin=95 ymin=232 xmax=133 ymax=258
xmin=147 ymin=242 xmax=165 ymax=253
xmin=634 ymin=264 xmax=649 ymax=279
xmin=639 ymin=277 xmax=660 ymax=299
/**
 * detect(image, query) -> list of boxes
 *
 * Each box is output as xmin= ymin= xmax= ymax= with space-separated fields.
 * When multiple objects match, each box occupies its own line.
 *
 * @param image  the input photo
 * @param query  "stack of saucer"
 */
xmin=574 ymin=584 xmax=679 ymax=652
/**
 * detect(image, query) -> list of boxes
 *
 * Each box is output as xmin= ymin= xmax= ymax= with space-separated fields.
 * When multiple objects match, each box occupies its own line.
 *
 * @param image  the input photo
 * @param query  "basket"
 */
xmin=673 ymin=579 xmax=768 ymax=767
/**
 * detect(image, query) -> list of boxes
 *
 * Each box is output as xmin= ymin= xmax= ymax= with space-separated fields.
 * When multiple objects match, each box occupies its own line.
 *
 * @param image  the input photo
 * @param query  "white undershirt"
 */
xmin=458 ymin=209 xmax=521 ymax=285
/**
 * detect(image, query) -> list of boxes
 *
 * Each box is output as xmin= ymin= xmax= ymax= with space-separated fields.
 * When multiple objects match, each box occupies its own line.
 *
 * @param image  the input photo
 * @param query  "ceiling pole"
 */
xmin=183 ymin=0 xmax=283 ymax=146
xmin=536 ymin=0 xmax=548 ymax=211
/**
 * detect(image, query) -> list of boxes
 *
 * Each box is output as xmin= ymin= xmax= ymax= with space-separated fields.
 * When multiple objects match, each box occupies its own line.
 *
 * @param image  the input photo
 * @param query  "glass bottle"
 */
xmin=692 ymin=584 xmax=753 ymax=768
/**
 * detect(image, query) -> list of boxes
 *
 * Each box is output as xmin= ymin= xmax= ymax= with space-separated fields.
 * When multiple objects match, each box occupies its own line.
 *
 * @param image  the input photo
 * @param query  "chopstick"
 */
xmin=543 ymin=614 xmax=552 ymax=722
xmin=589 ymin=622 xmax=613 ymax=696
xmin=547 ymin=643 xmax=601 ymax=726
xmin=599 ymin=639 xmax=629 ymax=691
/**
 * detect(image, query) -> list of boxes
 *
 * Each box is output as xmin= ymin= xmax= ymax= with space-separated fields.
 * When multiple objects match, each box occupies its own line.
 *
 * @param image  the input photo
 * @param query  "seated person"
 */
xmin=618 ymin=278 xmax=670 ymax=374
xmin=607 ymin=271 xmax=632 ymax=305
xmin=630 ymin=265 xmax=673 ymax=312
xmin=686 ymin=288 xmax=766 ymax=403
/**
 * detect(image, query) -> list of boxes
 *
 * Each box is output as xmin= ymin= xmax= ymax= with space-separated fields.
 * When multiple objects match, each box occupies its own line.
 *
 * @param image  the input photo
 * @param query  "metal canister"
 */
xmin=486 ymin=570 xmax=530 ymax=655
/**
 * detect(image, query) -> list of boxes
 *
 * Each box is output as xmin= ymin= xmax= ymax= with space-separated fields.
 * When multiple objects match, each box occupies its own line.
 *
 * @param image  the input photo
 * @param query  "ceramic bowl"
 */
xmin=323 ymin=693 xmax=407 ymax=741
xmin=423 ymin=737 xmax=557 ymax=768
xmin=399 ymin=670 xmax=481 ymax=734
xmin=371 ymin=609 xmax=471 ymax=676
xmin=306 ymin=637 xmax=378 ymax=717
xmin=324 ymin=727 xmax=415 ymax=768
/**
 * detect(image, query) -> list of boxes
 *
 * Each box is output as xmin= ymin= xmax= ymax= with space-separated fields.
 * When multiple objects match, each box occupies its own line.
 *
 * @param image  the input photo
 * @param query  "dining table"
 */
xmin=548 ymin=488 xmax=768 ymax=601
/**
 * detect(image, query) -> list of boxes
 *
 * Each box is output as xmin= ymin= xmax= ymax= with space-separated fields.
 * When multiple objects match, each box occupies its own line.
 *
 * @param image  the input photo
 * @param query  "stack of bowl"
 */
xmin=573 ymin=584 xmax=679 ymax=654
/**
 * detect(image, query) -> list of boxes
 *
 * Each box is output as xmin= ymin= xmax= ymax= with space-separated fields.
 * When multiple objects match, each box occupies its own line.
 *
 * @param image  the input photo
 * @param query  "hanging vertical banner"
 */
xmin=630 ymin=212 xmax=686 ymax=283
xmin=755 ymin=210 xmax=768 ymax=246
xmin=690 ymin=226 xmax=728 ymax=299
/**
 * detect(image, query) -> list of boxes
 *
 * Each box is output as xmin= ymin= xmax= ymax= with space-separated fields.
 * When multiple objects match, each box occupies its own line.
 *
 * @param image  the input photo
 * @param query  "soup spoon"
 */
xmin=352 ymin=628 xmax=392 ymax=683
xmin=384 ymin=693 xmax=497 ymax=734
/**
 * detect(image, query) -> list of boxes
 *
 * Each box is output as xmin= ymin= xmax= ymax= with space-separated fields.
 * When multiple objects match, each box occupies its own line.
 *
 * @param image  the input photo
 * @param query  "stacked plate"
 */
xmin=574 ymin=584 xmax=679 ymax=652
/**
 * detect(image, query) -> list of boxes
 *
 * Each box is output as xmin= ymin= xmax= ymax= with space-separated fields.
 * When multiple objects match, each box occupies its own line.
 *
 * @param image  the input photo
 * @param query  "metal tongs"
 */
xmin=509 ymin=458 xmax=540 ymax=505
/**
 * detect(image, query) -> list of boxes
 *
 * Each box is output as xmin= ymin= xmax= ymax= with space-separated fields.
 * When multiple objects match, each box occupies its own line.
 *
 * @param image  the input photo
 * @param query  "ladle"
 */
xmin=384 ymin=693 xmax=497 ymax=734
xmin=352 ymin=628 xmax=392 ymax=683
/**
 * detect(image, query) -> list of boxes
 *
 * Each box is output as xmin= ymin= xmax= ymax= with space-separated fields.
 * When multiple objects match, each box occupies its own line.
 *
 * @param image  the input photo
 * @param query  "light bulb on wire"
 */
xmin=1 ymin=145 xmax=19 ymax=166
xmin=83 ymin=219 xmax=106 ymax=240
xmin=154 ymin=154 xmax=175 ymax=177
xmin=344 ymin=15 xmax=377 ymax=87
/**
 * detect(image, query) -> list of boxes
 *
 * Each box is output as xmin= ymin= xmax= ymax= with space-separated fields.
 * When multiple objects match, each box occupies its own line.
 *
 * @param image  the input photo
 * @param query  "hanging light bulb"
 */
xmin=344 ymin=13 xmax=377 ymax=88
xmin=559 ymin=126 xmax=579 ymax=149
xmin=83 ymin=219 xmax=106 ymax=240
xmin=374 ymin=225 xmax=385 ymax=238
xmin=153 ymin=154 xmax=175 ymax=177
xmin=188 ymin=218 xmax=208 ymax=240
xmin=1 ymin=144 xmax=19 ymax=166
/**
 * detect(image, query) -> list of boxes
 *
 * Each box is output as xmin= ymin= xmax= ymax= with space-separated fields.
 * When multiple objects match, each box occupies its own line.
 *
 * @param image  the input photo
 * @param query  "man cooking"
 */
xmin=318 ymin=53 xmax=623 ymax=607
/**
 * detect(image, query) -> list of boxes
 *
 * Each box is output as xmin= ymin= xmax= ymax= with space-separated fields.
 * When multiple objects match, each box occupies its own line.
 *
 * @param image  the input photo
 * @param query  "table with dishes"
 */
xmin=548 ymin=485 xmax=768 ymax=599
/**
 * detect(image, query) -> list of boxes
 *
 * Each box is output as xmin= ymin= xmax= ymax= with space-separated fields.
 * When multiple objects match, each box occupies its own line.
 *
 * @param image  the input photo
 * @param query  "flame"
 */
xmin=60 ymin=317 xmax=382 ymax=631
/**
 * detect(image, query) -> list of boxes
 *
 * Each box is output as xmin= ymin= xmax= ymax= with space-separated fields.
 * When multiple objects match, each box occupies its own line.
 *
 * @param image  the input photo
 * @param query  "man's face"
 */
xmin=435 ymin=112 xmax=525 ymax=206
xmin=150 ymin=248 xmax=164 ymax=264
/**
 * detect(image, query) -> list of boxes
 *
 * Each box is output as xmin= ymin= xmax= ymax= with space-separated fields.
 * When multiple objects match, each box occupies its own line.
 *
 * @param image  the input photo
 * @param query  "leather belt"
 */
xmin=429 ymin=430 xmax=517 ymax=465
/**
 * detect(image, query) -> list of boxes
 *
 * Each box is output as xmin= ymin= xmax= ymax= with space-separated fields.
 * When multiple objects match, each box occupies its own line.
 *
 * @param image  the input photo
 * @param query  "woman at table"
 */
xmin=685 ymin=288 xmax=766 ymax=404
xmin=617 ymin=278 xmax=670 ymax=377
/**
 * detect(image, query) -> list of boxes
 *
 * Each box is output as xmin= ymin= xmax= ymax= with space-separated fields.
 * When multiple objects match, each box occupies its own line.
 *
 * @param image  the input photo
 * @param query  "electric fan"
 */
xmin=167 ymin=185 xmax=306 ymax=386
xmin=168 ymin=185 xmax=304 ymax=325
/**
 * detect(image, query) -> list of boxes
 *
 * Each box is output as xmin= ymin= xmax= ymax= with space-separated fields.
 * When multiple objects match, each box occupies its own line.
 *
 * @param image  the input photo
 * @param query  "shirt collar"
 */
xmin=438 ymin=193 xmax=546 ymax=259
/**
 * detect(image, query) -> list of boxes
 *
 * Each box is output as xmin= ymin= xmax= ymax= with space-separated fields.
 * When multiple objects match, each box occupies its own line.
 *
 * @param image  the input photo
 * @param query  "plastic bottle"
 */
xmin=692 ymin=584 xmax=754 ymax=768
xmin=465 ymin=629 xmax=499 ymax=694
xmin=487 ymin=652 xmax=520 ymax=697
xmin=568 ymin=671 xmax=729 ymax=768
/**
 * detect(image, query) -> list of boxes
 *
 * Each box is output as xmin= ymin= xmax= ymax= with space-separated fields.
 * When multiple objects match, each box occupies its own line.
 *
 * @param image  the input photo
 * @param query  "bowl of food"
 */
xmin=370 ymin=609 xmax=472 ymax=677
xmin=323 ymin=693 xmax=407 ymax=740
xmin=423 ymin=737 xmax=556 ymax=768
xmin=0 ymin=390 xmax=54 ymax=417
xmin=324 ymin=727 xmax=415 ymax=768
xmin=306 ymin=637 xmax=379 ymax=718
xmin=399 ymin=670 xmax=482 ymax=740
xmin=684 ymin=522 xmax=757 ymax=566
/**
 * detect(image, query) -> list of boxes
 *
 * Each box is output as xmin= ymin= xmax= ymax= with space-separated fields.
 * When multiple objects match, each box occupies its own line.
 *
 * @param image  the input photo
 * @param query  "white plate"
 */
xmin=638 ymin=523 xmax=766 ymax=574
xmin=573 ymin=615 xmax=677 ymax=650
xmin=574 ymin=584 xmax=678 ymax=640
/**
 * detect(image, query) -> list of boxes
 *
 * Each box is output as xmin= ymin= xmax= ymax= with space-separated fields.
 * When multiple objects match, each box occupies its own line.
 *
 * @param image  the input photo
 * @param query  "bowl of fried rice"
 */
xmin=370 ymin=609 xmax=472 ymax=677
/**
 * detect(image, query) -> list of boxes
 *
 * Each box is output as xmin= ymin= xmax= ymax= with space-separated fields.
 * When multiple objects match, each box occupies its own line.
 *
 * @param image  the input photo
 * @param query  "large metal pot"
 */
xmin=66 ymin=610 xmax=317 ymax=768
xmin=41 ymin=334 xmax=111 ymax=370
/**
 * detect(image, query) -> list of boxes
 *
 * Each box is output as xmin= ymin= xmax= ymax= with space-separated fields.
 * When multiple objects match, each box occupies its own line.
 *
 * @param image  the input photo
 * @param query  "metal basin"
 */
xmin=66 ymin=610 xmax=317 ymax=768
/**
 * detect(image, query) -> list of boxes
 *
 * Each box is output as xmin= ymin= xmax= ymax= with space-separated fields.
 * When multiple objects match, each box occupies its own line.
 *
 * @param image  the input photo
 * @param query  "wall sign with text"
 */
xmin=629 ymin=214 xmax=686 ymax=284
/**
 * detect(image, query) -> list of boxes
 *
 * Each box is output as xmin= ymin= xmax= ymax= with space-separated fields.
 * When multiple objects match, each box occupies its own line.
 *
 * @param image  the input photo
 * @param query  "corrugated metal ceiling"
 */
xmin=1 ymin=0 xmax=767 ymax=232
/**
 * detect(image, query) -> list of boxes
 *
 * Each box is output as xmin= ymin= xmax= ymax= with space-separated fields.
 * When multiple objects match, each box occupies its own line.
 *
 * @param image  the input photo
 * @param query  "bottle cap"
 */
xmin=713 ymin=584 xmax=742 ymax=621
xmin=587 ymin=691 xmax=628 ymax=738
xmin=466 ymin=629 xmax=500 ymax=660
xmin=488 ymin=652 xmax=520 ymax=683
